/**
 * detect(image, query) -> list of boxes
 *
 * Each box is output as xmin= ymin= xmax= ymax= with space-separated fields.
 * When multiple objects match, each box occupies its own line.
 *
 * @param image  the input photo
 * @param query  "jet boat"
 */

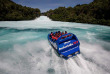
xmin=48 ymin=31 xmax=80 ymax=59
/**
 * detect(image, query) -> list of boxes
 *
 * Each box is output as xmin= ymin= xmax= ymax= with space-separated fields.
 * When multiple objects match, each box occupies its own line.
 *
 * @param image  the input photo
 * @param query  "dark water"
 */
xmin=0 ymin=16 xmax=110 ymax=74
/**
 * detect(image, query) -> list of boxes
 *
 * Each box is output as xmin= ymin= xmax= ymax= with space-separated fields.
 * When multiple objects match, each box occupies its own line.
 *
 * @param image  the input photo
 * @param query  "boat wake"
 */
xmin=0 ymin=40 xmax=110 ymax=74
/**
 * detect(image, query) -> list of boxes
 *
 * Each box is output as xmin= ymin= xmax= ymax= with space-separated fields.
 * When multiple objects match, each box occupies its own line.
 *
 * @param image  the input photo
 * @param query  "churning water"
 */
xmin=0 ymin=16 xmax=110 ymax=74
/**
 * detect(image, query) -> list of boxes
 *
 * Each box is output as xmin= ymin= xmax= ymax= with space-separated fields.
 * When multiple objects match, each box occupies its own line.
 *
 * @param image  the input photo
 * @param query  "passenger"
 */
xmin=56 ymin=33 xmax=59 ymax=37
xmin=55 ymin=32 xmax=57 ymax=37
xmin=50 ymin=32 xmax=53 ymax=36
xmin=59 ymin=31 xmax=61 ymax=35
xmin=57 ymin=32 xmax=60 ymax=37
xmin=62 ymin=32 xmax=64 ymax=35
xmin=50 ymin=32 xmax=53 ymax=38
xmin=57 ymin=31 xmax=60 ymax=37
xmin=52 ymin=35 xmax=55 ymax=40
xmin=55 ymin=34 xmax=57 ymax=37
xmin=56 ymin=33 xmax=60 ymax=38
xmin=65 ymin=31 xmax=67 ymax=34
xmin=52 ymin=35 xmax=58 ymax=41
xmin=58 ymin=31 xmax=61 ymax=34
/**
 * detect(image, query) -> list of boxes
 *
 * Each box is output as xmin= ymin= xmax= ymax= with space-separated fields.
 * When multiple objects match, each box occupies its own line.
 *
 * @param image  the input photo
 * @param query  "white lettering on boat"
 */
xmin=64 ymin=41 xmax=70 ymax=44
xmin=59 ymin=43 xmax=73 ymax=50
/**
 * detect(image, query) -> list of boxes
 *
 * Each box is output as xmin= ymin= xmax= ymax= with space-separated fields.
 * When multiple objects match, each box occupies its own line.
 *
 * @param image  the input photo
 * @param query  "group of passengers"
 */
xmin=50 ymin=31 xmax=67 ymax=41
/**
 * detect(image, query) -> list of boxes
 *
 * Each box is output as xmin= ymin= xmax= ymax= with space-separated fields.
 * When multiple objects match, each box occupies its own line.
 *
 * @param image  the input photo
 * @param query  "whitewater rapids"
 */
xmin=0 ymin=16 xmax=110 ymax=74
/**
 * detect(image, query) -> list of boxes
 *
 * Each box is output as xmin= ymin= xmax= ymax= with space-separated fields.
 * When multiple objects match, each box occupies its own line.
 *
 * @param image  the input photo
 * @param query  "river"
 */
xmin=0 ymin=16 xmax=110 ymax=74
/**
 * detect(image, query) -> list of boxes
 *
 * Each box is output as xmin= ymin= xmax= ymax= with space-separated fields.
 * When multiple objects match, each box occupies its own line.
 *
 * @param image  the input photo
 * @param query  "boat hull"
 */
xmin=48 ymin=32 xmax=80 ymax=59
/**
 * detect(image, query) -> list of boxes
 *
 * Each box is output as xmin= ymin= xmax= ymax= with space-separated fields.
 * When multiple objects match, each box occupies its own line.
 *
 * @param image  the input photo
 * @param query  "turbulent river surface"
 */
xmin=0 ymin=16 xmax=110 ymax=74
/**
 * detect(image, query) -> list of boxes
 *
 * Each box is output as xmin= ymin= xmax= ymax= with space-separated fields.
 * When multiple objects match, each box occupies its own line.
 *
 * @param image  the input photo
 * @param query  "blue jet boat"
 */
xmin=48 ymin=31 xmax=80 ymax=59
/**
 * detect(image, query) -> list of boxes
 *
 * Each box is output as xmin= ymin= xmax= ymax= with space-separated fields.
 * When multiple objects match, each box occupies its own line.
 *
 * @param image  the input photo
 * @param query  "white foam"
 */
xmin=0 ymin=40 xmax=110 ymax=74
xmin=80 ymin=41 xmax=110 ymax=73
xmin=0 ymin=16 xmax=94 ymax=30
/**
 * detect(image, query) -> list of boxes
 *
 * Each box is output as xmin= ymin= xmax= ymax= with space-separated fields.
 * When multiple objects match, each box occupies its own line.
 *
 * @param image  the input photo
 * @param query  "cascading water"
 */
xmin=0 ymin=16 xmax=110 ymax=74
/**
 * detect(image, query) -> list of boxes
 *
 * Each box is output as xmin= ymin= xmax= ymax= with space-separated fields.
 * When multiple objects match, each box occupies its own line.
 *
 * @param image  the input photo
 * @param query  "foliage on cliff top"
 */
xmin=44 ymin=0 xmax=110 ymax=26
xmin=0 ymin=0 xmax=41 ymax=21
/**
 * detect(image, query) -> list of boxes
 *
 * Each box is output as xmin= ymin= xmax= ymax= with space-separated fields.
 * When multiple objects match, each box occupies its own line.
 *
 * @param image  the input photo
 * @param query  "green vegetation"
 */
xmin=0 ymin=0 xmax=41 ymax=21
xmin=44 ymin=0 xmax=110 ymax=26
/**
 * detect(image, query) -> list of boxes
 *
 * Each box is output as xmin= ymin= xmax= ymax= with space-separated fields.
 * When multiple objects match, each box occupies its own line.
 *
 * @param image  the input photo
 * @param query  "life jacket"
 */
xmin=52 ymin=36 xmax=58 ymax=40
xmin=51 ymin=33 xmax=53 ymax=36
xmin=62 ymin=32 xmax=64 ymax=35
xmin=65 ymin=32 xmax=67 ymax=34
xmin=52 ymin=36 xmax=55 ymax=39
